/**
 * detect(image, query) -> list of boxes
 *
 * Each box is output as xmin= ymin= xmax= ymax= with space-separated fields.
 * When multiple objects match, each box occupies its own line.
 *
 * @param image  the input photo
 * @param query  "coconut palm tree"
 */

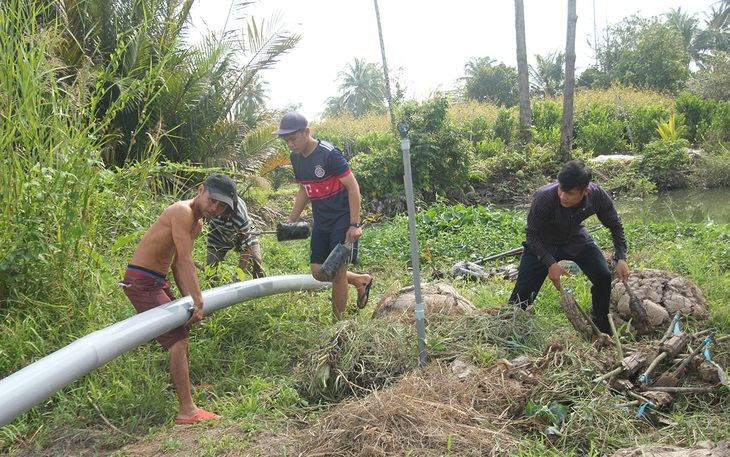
xmin=461 ymin=57 xmax=519 ymax=107
xmin=373 ymin=0 xmax=395 ymax=128
xmin=664 ymin=7 xmax=705 ymax=67
xmin=328 ymin=58 xmax=387 ymax=118
xmin=515 ymin=0 xmax=532 ymax=142
xmin=560 ymin=0 xmax=577 ymax=161
xmin=50 ymin=0 xmax=299 ymax=167
xmin=462 ymin=57 xmax=497 ymax=79
xmin=529 ymin=51 xmax=565 ymax=98
xmin=697 ymin=1 xmax=730 ymax=61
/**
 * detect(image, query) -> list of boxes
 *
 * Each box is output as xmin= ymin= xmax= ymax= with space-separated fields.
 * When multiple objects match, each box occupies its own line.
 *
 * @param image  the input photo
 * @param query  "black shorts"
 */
xmin=310 ymin=226 xmax=359 ymax=265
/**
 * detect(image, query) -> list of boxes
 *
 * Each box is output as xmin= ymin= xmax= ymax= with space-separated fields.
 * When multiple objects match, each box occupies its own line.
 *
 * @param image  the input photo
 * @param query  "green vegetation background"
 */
xmin=2 ymin=0 xmax=730 ymax=455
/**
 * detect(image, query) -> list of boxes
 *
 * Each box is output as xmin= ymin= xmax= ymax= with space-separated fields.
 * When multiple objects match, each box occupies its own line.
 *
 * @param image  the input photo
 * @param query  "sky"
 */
xmin=189 ymin=0 xmax=720 ymax=121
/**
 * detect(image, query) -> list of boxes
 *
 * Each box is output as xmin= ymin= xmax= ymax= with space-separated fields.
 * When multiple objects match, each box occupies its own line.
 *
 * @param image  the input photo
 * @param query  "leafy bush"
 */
xmin=352 ymin=98 xmax=471 ymax=209
xmin=475 ymin=137 xmax=507 ymax=158
xmin=474 ymin=143 xmax=561 ymax=202
xmin=688 ymin=149 xmax=730 ymax=189
xmin=574 ymin=102 xmax=627 ymax=155
xmin=465 ymin=115 xmax=492 ymax=149
xmin=703 ymin=100 xmax=730 ymax=151
xmin=633 ymin=138 xmax=691 ymax=189
xmin=350 ymin=146 xmax=403 ymax=203
xmin=674 ymin=91 xmax=714 ymax=145
xmin=588 ymin=157 xmax=656 ymax=198
xmin=531 ymin=99 xmax=562 ymax=146
xmin=626 ymin=103 xmax=672 ymax=151
xmin=493 ymin=108 xmax=518 ymax=145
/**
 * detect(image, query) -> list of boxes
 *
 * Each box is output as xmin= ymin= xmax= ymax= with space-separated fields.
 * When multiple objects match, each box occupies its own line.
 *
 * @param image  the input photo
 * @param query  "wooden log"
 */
xmin=653 ymin=337 xmax=710 ymax=387
xmin=643 ymin=386 xmax=714 ymax=394
xmin=559 ymin=287 xmax=592 ymax=338
xmin=622 ymin=278 xmax=650 ymax=334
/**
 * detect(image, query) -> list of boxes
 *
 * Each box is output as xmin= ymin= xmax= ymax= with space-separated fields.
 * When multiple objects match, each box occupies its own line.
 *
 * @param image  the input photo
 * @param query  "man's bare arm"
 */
xmin=340 ymin=173 xmax=362 ymax=243
xmin=169 ymin=203 xmax=204 ymax=325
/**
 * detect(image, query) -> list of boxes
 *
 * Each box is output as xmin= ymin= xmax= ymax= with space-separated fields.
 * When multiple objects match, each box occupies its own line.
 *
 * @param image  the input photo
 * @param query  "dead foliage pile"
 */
xmin=297 ymin=305 xmax=555 ymax=403
xmin=298 ymin=361 xmax=525 ymax=456
xmin=290 ymin=288 xmax=729 ymax=456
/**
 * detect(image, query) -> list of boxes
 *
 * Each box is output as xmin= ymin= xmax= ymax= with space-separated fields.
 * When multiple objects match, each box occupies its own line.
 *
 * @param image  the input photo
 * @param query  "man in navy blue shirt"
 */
xmin=273 ymin=112 xmax=372 ymax=320
xmin=508 ymin=160 xmax=630 ymax=334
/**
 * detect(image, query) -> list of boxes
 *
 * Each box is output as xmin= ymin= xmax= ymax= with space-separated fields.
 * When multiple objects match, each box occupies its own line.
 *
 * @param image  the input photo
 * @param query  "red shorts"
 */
xmin=121 ymin=265 xmax=188 ymax=349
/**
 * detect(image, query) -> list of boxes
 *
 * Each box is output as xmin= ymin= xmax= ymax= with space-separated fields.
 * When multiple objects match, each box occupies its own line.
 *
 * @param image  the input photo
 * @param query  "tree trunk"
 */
xmin=560 ymin=0 xmax=577 ymax=161
xmin=373 ymin=0 xmax=395 ymax=130
xmin=514 ymin=0 xmax=531 ymax=143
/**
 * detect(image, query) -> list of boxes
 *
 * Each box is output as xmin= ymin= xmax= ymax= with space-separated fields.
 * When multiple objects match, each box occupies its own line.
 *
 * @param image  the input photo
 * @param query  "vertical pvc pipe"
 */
xmin=400 ymin=122 xmax=428 ymax=367
xmin=0 ymin=274 xmax=328 ymax=427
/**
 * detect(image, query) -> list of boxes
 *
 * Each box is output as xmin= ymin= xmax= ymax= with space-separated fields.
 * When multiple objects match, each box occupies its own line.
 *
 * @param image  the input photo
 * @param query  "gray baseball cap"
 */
xmin=272 ymin=112 xmax=308 ymax=135
xmin=204 ymin=173 xmax=237 ymax=213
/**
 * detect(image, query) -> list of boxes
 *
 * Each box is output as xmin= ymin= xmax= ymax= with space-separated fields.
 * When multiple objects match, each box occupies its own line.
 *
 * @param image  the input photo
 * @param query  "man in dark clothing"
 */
xmin=508 ymin=160 xmax=630 ymax=334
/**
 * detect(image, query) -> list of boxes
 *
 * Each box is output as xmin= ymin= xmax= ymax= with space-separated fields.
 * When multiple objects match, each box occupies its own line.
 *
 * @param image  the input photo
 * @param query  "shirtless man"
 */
xmin=120 ymin=173 xmax=237 ymax=424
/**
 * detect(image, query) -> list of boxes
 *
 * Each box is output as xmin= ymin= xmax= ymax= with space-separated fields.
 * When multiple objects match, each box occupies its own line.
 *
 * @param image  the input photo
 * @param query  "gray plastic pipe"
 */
xmin=0 ymin=274 xmax=328 ymax=428
xmin=400 ymin=124 xmax=428 ymax=367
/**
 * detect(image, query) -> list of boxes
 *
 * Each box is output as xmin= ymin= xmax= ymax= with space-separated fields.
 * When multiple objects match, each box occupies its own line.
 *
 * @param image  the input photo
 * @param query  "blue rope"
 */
xmin=637 ymin=401 xmax=653 ymax=418
xmin=704 ymin=336 xmax=712 ymax=361
xmin=673 ymin=314 xmax=681 ymax=335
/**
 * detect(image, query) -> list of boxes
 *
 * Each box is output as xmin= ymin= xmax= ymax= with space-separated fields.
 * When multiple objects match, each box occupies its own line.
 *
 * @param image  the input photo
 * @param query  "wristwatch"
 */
xmin=349 ymin=222 xmax=361 ymax=228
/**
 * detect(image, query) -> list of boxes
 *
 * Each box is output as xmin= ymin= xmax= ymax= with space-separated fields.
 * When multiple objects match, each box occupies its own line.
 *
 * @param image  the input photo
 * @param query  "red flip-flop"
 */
xmin=356 ymin=279 xmax=373 ymax=309
xmin=174 ymin=409 xmax=220 ymax=424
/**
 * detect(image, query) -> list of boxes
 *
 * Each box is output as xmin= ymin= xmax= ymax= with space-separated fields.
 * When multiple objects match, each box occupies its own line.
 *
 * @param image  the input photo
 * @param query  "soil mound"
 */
xmin=371 ymin=282 xmax=476 ymax=324
xmin=611 ymin=269 xmax=709 ymax=335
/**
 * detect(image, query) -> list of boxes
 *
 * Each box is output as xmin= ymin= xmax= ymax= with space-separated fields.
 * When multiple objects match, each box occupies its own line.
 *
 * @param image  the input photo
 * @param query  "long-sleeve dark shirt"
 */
xmin=524 ymin=182 xmax=627 ymax=268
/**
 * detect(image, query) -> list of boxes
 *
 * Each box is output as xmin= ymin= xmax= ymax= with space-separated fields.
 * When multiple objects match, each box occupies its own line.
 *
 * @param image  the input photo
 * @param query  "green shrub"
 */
xmin=688 ymin=150 xmax=730 ymax=188
xmin=588 ymin=157 xmax=656 ymax=197
xmin=352 ymin=98 xmax=471 ymax=208
xmin=465 ymin=115 xmax=492 ymax=149
xmin=675 ymin=91 xmax=714 ymax=145
xmin=574 ymin=103 xmax=627 ymax=155
xmin=473 ymin=143 xmax=561 ymax=202
xmin=633 ymin=138 xmax=691 ymax=189
xmin=475 ymin=137 xmax=507 ymax=158
xmin=350 ymin=146 xmax=403 ymax=203
xmin=703 ymin=100 xmax=730 ymax=151
xmin=531 ymin=99 xmax=562 ymax=146
xmin=400 ymin=98 xmax=471 ymax=199
xmin=493 ymin=108 xmax=518 ymax=145
xmin=626 ymin=103 xmax=672 ymax=151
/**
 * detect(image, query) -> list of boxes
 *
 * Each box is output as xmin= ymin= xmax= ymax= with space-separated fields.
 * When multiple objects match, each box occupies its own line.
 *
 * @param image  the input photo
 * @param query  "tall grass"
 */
xmin=1 ymin=0 xmax=102 ymax=302
xmin=0 ymin=0 xmax=168 ymax=387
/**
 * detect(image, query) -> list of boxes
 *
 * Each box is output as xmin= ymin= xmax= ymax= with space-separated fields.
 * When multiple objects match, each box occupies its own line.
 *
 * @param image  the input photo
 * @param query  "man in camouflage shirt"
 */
xmin=206 ymin=196 xmax=265 ymax=279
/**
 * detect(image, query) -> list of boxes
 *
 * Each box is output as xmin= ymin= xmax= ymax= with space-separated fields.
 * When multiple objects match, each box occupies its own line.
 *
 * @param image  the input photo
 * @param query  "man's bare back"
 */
xmin=130 ymin=199 xmax=202 ymax=276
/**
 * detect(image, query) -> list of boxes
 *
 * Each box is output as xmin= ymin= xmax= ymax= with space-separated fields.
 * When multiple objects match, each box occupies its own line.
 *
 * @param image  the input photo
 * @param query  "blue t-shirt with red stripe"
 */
xmin=290 ymin=139 xmax=351 ymax=231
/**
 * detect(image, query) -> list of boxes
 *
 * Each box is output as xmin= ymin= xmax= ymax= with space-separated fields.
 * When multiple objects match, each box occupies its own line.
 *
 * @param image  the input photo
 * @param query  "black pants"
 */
xmin=508 ymin=242 xmax=613 ymax=333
